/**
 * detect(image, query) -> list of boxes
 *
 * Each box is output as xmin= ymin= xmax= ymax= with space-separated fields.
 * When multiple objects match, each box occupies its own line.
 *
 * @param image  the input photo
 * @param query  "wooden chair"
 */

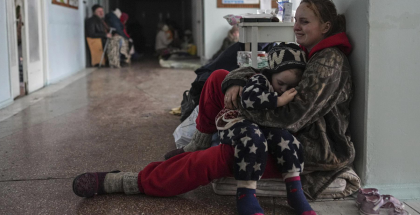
xmin=86 ymin=37 xmax=105 ymax=66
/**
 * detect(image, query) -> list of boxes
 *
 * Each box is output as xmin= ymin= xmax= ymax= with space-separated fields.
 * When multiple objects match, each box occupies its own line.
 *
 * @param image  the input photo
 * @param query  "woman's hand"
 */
xmin=277 ymin=88 xmax=297 ymax=107
xmin=224 ymin=85 xmax=243 ymax=109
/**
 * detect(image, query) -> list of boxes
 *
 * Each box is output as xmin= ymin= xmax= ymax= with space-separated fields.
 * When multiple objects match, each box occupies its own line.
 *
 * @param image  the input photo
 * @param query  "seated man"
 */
xmin=85 ymin=4 xmax=111 ymax=46
xmin=85 ymin=4 xmax=111 ymax=66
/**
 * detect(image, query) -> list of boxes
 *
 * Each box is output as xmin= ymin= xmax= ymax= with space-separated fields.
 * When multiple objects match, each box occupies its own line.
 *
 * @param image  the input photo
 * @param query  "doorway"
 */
xmin=6 ymin=0 xmax=47 ymax=99
xmin=108 ymin=0 xmax=195 ymax=55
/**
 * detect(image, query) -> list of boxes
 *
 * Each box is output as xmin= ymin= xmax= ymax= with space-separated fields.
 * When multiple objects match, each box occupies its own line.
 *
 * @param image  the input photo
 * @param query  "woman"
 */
xmin=73 ymin=0 xmax=359 ymax=214
xmin=155 ymin=23 xmax=173 ymax=56
xmin=211 ymin=26 xmax=240 ymax=60
xmin=105 ymin=9 xmax=130 ymax=68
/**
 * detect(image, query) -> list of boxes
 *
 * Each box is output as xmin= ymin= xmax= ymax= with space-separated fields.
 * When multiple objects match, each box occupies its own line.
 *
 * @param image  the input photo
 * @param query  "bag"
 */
xmin=173 ymin=106 xmax=200 ymax=149
xmin=180 ymin=90 xmax=198 ymax=122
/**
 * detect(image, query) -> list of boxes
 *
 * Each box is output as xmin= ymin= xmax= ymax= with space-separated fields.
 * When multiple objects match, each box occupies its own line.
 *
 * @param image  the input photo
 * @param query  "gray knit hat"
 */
xmin=266 ymin=43 xmax=306 ymax=74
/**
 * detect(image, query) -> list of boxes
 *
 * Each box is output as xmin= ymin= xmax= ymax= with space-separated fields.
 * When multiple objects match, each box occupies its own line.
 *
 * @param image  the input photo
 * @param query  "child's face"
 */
xmin=271 ymin=69 xmax=302 ymax=94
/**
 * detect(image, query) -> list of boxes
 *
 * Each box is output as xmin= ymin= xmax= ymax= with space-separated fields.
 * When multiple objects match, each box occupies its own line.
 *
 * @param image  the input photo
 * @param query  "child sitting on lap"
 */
xmin=216 ymin=43 xmax=316 ymax=215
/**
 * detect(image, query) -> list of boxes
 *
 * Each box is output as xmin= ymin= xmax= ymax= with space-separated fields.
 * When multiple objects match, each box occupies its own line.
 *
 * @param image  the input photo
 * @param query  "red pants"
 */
xmin=137 ymin=70 xmax=282 ymax=197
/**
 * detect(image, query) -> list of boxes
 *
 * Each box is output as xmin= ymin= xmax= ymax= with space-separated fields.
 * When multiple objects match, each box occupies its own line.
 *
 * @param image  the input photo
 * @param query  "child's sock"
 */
xmin=236 ymin=188 xmax=264 ymax=215
xmin=285 ymin=176 xmax=316 ymax=215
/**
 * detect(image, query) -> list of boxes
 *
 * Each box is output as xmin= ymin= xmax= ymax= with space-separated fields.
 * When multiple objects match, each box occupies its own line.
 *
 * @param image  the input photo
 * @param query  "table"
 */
xmin=238 ymin=22 xmax=295 ymax=67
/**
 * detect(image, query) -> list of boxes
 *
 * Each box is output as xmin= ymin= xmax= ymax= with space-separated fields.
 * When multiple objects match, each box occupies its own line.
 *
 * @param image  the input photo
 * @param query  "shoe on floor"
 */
xmin=72 ymin=170 xmax=120 ymax=198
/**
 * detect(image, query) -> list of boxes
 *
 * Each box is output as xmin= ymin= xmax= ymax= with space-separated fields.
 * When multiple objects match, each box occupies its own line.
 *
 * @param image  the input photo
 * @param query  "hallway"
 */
xmin=0 ymin=60 xmax=294 ymax=215
xmin=0 ymin=60 xmax=417 ymax=215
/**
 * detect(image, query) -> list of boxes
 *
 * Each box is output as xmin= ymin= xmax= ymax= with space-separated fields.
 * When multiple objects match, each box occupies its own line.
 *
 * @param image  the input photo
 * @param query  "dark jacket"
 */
xmin=85 ymin=15 xmax=107 ymax=40
xmin=105 ymin=12 xmax=128 ymax=39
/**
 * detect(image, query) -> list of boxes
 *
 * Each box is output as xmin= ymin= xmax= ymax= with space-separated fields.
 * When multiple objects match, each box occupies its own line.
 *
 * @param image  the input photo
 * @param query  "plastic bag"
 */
xmin=173 ymin=106 xmax=200 ymax=149
xmin=223 ymin=14 xmax=242 ymax=26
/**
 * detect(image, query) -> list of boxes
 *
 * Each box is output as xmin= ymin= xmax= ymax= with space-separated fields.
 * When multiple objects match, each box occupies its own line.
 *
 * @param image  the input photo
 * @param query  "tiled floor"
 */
xmin=0 ymin=59 xmax=419 ymax=215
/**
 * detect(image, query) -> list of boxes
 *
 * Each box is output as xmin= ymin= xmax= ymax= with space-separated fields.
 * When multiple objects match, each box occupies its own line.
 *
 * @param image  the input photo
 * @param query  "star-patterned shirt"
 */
xmin=241 ymin=74 xmax=279 ymax=110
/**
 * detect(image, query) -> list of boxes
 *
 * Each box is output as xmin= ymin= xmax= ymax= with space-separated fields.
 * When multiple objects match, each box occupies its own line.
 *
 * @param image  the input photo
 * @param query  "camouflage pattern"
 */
xmin=222 ymin=47 xmax=360 ymax=199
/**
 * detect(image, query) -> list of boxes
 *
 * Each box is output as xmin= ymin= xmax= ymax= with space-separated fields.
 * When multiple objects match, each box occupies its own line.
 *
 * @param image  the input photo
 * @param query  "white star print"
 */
xmin=253 ymin=88 xmax=260 ymax=93
xmin=232 ymin=140 xmax=236 ymax=146
xmin=277 ymin=157 xmax=285 ymax=166
xmin=240 ymin=127 xmax=247 ymax=134
xmin=278 ymin=137 xmax=291 ymax=152
xmin=234 ymin=146 xmax=241 ymax=158
xmin=237 ymin=158 xmax=249 ymax=172
xmin=243 ymin=98 xmax=255 ymax=108
xmin=257 ymin=92 xmax=270 ymax=104
xmin=292 ymin=136 xmax=301 ymax=150
xmin=301 ymin=162 xmax=305 ymax=171
xmin=244 ymin=86 xmax=253 ymax=93
xmin=227 ymin=129 xmax=235 ymax=139
xmin=254 ymin=129 xmax=262 ymax=137
xmin=253 ymin=162 xmax=261 ymax=172
xmin=219 ymin=131 xmax=225 ymax=140
xmin=288 ymin=163 xmax=301 ymax=173
xmin=263 ymin=140 xmax=268 ymax=152
xmin=240 ymin=135 xmax=252 ymax=146
xmin=267 ymin=132 xmax=274 ymax=140
xmin=249 ymin=144 xmax=258 ymax=154
xmin=293 ymin=151 xmax=299 ymax=159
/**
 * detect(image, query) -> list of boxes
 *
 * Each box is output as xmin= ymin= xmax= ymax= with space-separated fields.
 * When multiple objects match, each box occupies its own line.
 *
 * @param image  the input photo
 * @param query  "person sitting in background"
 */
xmin=85 ymin=4 xmax=111 ymax=45
xmin=105 ymin=8 xmax=130 ymax=68
xmin=155 ymin=23 xmax=173 ymax=57
xmin=211 ymin=26 xmax=239 ymax=60
xmin=120 ymin=13 xmax=135 ymax=58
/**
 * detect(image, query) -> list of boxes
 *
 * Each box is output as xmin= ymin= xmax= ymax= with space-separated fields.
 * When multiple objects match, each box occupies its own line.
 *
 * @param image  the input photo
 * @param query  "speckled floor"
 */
xmin=1 ymin=59 xmax=417 ymax=215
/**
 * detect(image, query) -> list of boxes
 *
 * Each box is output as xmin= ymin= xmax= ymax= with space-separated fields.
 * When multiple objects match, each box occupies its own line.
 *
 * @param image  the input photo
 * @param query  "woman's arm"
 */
xmin=240 ymin=48 xmax=352 ymax=132
xmin=222 ymin=67 xmax=260 ymax=109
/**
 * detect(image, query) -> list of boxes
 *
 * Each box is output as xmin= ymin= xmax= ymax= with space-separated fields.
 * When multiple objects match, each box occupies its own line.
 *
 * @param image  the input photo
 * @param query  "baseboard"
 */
xmin=0 ymin=98 xmax=13 ymax=110
xmin=363 ymin=183 xmax=420 ymax=200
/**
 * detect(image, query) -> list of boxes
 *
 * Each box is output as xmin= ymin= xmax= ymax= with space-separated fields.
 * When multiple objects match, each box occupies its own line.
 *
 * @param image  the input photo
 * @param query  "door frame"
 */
xmin=5 ymin=0 xmax=20 ymax=99
xmin=19 ymin=0 xmax=48 ymax=93
xmin=41 ymin=0 xmax=50 ymax=85
xmin=192 ymin=0 xmax=204 ymax=60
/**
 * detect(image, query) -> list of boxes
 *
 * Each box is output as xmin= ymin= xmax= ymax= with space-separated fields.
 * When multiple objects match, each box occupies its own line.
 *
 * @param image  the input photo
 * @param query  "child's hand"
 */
xmin=277 ymin=88 xmax=297 ymax=107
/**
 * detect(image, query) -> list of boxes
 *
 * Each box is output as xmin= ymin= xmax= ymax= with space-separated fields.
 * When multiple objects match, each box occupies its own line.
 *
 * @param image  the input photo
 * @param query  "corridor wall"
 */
xmin=47 ymin=0 xmax=86 ymax=84
xmin=0 ymin=0 xmax=12 ymax=108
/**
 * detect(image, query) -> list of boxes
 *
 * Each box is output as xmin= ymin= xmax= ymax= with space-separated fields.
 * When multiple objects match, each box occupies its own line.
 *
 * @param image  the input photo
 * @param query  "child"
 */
xmin=215 ymin=43 xmax=316 ymax=215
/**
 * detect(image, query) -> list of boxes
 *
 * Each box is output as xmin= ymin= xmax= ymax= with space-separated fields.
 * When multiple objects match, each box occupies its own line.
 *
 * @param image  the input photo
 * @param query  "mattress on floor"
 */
xmin=212 ymin=177 xmax=346 ymax=199
xmin=159 ymin=55 xmax=201 ymax=70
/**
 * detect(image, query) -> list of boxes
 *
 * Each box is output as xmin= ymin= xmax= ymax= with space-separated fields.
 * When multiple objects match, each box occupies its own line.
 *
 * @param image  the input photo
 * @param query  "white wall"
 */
xmin=203 ymin=0 xmax=256 ymax=60
xmin=203 ymin=0 xmax=299 ymax=60
xmin=332 ymin=0 xmax=370 ymax=188
xmin=0 ymin=0 xmax=12 ymax=108
xmin=47 ymin=1 xmax=86 ymax=84
xmin=335 ymin=0 xmax=420 ymax=199
xmin=365 ymin=0 xmax=420 ymax=199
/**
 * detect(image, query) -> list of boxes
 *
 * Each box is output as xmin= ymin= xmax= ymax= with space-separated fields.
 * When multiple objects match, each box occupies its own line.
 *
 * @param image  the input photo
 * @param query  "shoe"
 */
xmin=359 ymin=194 xmax=410 ymax=215
xmin=72 ymin=170 xmax=120 ymax=198
xmin=381 ymin=195 xmax=405 ymax=210
xmin=356 ymin=188 xmax=379 ymax=208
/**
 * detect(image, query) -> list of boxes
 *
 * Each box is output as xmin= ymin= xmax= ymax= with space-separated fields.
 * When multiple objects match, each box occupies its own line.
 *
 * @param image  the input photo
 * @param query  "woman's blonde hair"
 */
xmin=300 ymin=0 xmax=346 ymax=37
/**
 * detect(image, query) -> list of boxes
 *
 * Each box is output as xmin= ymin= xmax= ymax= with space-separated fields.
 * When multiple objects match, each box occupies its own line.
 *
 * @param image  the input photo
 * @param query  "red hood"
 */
xmin=300 ymin=32 xmax=352 ymax=59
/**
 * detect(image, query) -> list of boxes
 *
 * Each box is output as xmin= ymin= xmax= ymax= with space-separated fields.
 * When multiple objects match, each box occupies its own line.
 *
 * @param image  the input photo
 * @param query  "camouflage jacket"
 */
xmin=221 ymin=47 xmax=358 ymax=199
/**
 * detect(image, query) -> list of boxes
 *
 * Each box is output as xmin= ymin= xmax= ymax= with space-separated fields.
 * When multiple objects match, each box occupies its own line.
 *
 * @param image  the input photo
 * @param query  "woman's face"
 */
xmin=294 ymin=3 xmax=329 ymax=51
